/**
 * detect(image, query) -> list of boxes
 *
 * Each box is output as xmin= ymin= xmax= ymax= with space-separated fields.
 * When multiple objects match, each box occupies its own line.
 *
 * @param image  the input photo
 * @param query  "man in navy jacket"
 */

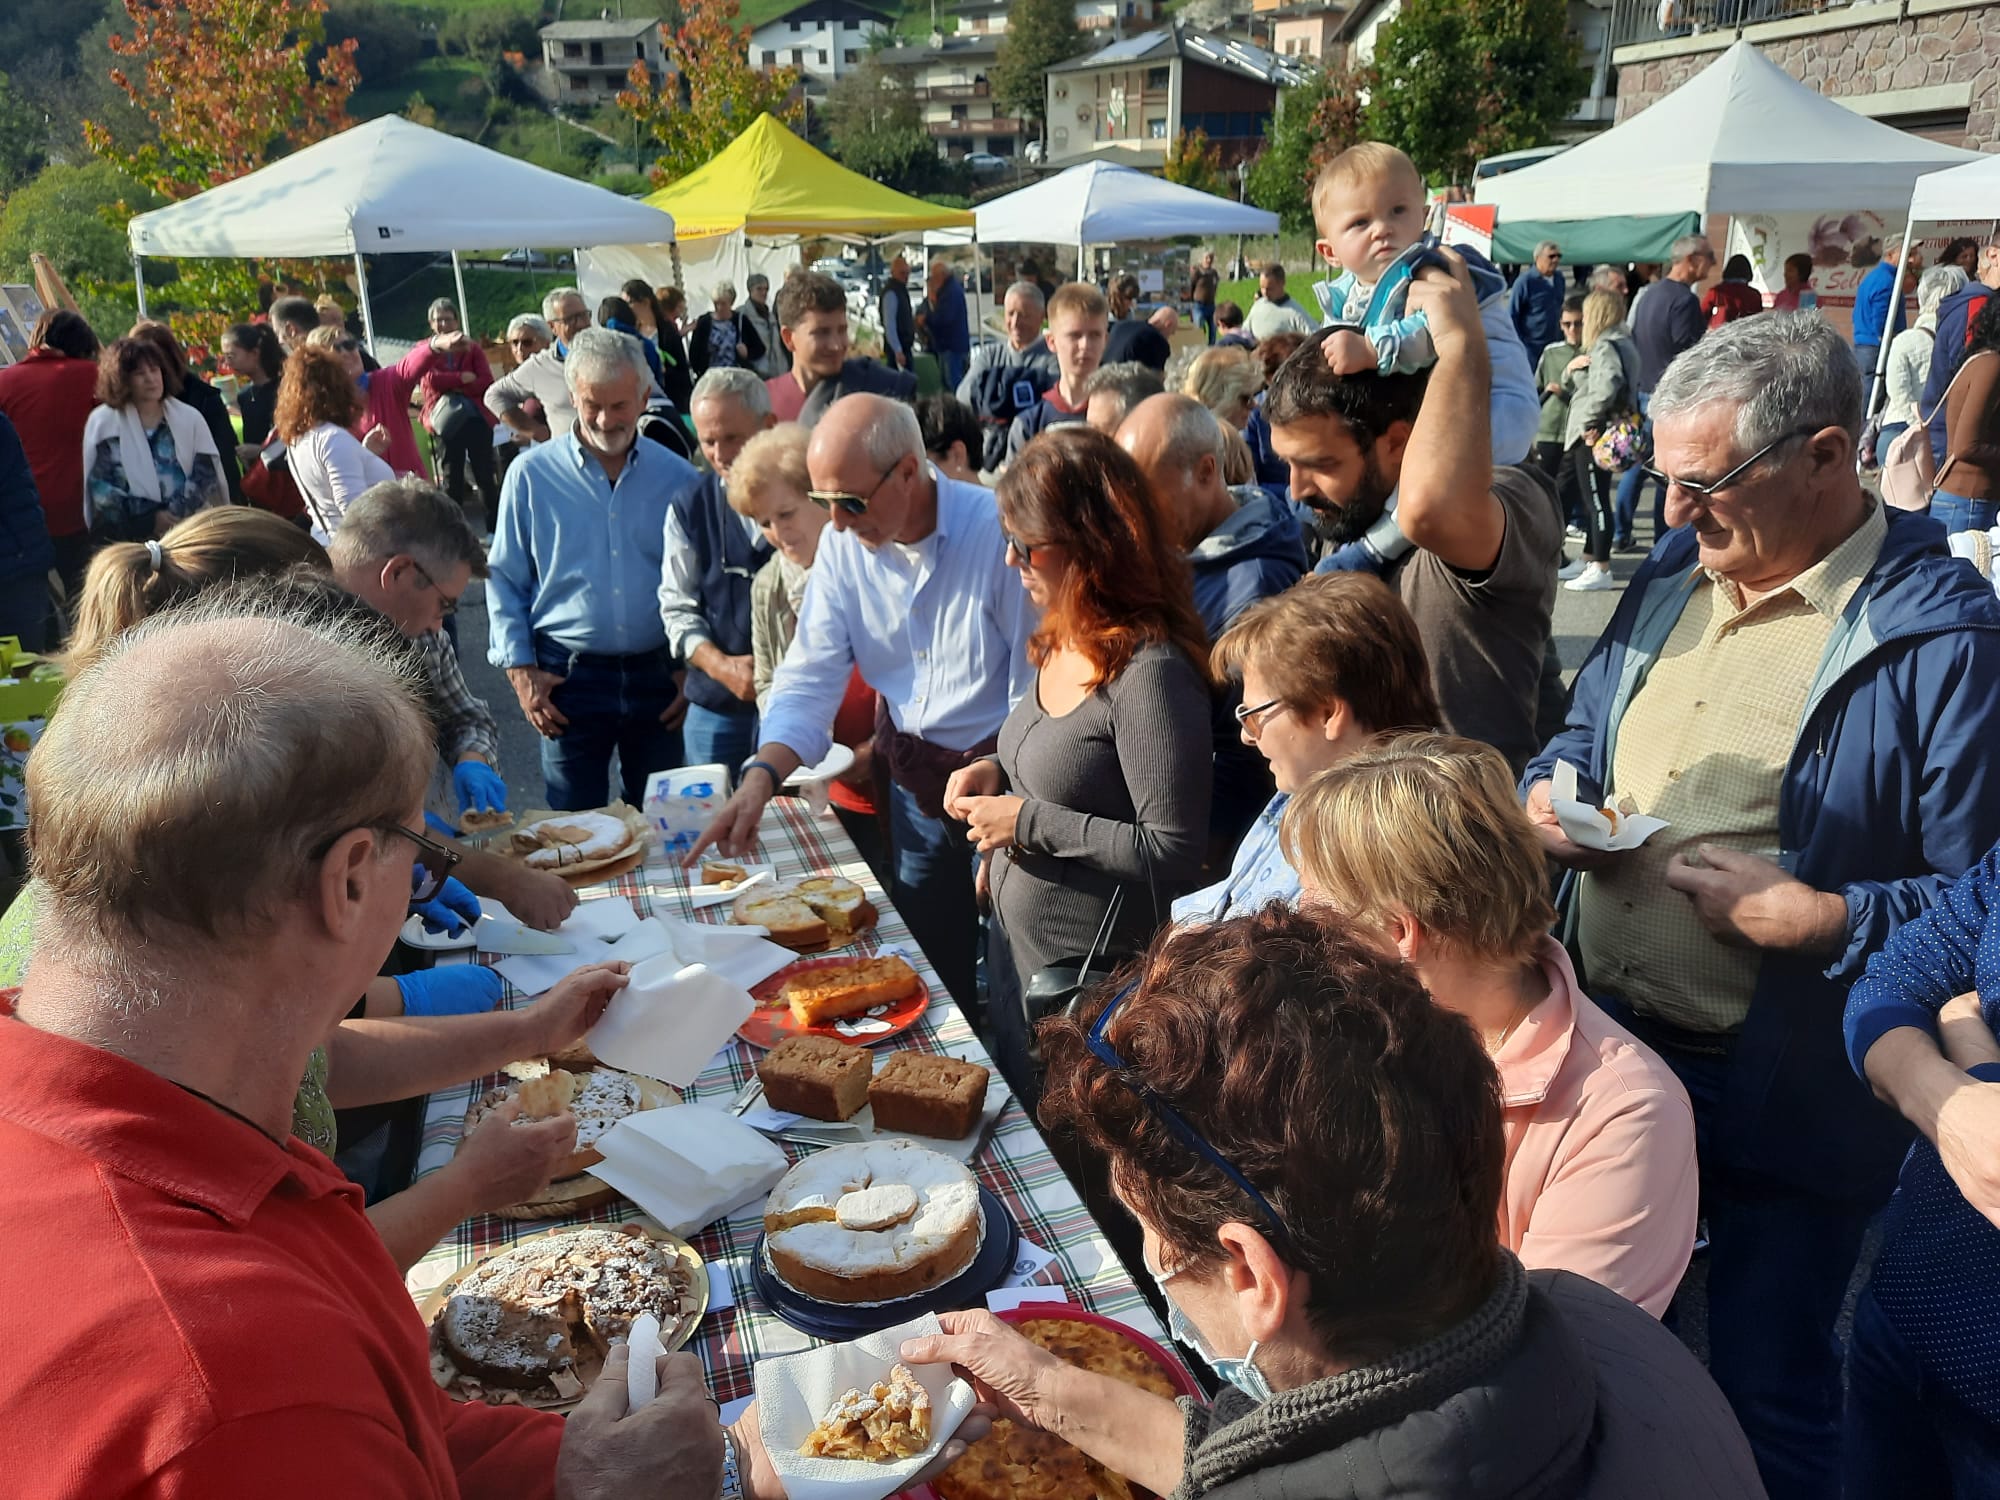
xmin=1521 ymin=312 xmax=2000 ymax=1500
xmin=1921 ymin=237 xmax=2000 ymax=463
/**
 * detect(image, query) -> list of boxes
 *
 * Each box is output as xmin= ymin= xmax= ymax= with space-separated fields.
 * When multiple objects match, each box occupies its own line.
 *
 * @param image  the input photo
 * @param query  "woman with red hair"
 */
xmin=943 ymin=425 xmax=1212 ymax=1097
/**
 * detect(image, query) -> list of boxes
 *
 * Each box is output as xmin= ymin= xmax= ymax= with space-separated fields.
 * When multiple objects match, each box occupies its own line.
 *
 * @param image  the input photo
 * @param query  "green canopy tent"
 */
xmin=1490 ymin=213 xmax=1702 ymax=266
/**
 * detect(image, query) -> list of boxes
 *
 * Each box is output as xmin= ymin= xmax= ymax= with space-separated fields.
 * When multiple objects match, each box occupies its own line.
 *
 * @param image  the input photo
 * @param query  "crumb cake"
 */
xmin=436 ymin=1227 xmax=689 ymax=1390
xmin=758 ymin=1034 xmax=873 ymax=1120
xmin=799 ymin=1363 xmax=933 ymax=1461
xmin=762 ymin=1141 xmax=981 ymax=1304
xmin=733 ymin=877 xmax=877 ymax=951
xmin=466 ymin=1066 xmax=649 ymax=1178
xmin=868 ymin=1051 xmax=989 ymax=1140
xmin=781 ymin=955 xmax=922 ymax=1028
xmin=933 ymin=1318 xmax=1180 ymax=1500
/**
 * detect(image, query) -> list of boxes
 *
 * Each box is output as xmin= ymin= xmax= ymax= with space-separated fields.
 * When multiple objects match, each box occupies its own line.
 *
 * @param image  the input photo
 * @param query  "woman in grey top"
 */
xmin=943 ymin=426 xmax=1212 ymax=1099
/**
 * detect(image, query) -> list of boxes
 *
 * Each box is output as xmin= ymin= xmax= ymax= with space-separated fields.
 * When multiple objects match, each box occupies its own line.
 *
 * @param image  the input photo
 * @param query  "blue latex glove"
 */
xmin=395 ymin=965 xmax=504 ymax=1017
xmin=412 ymin=874 xmax=482 ymax=936
xmin=454 ymin=760 xmax=509 ymax=816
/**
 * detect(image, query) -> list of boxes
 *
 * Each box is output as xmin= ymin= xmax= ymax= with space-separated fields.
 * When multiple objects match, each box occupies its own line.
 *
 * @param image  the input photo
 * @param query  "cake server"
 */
xmin=472 ymin=912 xmax=575 ymax=956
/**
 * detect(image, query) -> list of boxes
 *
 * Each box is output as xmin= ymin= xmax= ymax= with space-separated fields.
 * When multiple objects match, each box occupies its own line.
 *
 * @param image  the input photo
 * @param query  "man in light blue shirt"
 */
xmin=488 ymin=327 xmax=706 ymax=809
xmin=688 ymin=393 xmax=1036 ymax=1005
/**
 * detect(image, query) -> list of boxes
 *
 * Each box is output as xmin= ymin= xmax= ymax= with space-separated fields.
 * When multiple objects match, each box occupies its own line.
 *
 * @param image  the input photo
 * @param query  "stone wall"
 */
xmin=1615 ymin=5 xmax=1999 ymax=151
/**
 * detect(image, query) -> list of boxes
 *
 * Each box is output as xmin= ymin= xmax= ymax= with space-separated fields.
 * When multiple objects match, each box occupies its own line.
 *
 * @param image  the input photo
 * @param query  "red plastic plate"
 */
xmin=737 ymin=954 xmax=932 ymax=1049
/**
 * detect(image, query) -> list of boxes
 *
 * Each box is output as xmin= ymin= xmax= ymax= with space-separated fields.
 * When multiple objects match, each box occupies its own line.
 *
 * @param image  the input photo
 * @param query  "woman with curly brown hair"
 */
xmin=900 ymin=907 xmax=1763 ymax=1499
xmin=276 ymin=342 xmax=394 ymax=542
xmin=80 ymin=335 xmax=225 ymax=544
xmin=941 ymin=424 xmax=1212 ymax=1097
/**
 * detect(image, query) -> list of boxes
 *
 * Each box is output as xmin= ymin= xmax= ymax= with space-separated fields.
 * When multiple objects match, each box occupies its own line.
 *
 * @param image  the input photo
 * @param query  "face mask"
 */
xmin=1145 ymin=1252 xmax=1275 ymax=1404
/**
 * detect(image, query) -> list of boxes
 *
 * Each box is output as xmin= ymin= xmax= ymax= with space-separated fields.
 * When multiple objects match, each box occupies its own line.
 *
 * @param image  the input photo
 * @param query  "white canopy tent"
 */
xmin=125 ymin=115 xmax=676 ymax=349
xmin=1867 ymin=155 xmax=2000 ymax=413
xmin=974 ymin=161 xmax=1279 ymax=277
xmin=1478 ymin=42 xmax=1978 ymax=222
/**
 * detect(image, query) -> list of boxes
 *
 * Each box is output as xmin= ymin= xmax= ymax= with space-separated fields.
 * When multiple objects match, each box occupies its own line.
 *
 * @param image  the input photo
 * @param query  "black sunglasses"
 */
xmin=807 ymin=458 xmax=900 ymax=516
xmin=1087 ymin=980 xmax=1292 ymax=1252
xmin=1000 ymin=524 xmax=1055 ymax=567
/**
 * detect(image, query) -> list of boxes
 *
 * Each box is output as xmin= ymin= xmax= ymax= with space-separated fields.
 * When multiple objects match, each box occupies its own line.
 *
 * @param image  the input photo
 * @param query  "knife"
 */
xmin=472 ymin=912 xmax=576 ymax=956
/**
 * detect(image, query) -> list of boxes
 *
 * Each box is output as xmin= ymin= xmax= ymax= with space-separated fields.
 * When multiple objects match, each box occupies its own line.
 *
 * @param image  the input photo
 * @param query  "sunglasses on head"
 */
xmin=1087 ymin=980 xmax=1293 ymax=1253
xmin=807 ymin=458 xmax=900 ymax=516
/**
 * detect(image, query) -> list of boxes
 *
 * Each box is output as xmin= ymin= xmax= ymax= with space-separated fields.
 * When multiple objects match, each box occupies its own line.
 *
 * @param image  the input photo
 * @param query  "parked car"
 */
xmin=1025 ymin=141 xmax=1046 ymax=165
xmin=965 ymin=153 xmax=1010 ymax=176
xmin=499 ymin=249 xmax=575 ymax=269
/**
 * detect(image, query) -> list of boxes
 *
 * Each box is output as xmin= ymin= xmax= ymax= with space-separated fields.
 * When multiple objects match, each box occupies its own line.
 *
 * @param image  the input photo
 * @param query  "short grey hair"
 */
xmin=1154 ymin=392 xmax=1228 ymax=475
xmin=1534 ymin=240 xmax=1560 ymax=260
xmin=564 ymin=326 xmax=652 ymax=396
xmin=1650 ymin=310 xmax=1863 ymax=447
xmin=1004 ymin=280 xmax=1046 ymax=311
xmin=1918 ymin=265 xmax=1969 ymax=317
xmin=1588 ymin=266 xmax=1627 ymax=294
xmin=507 ymin=313 xmax=553 ymax=343
xmin=329 ymin=477 xmax=488 ymax=580
xmin=426 ymin=298 xmax=458 ymax=323
xmin=711 ymin=279 xmax=737 ymax=304
xmin=1883 ymin=232 xmax=1907 ymax=259
xmin=1081 ymin=361 xmax=1165 ymax=425
xmin=541 ymin=285 xmax=585 ymax=321
xmin=690 ymin=366 xmax=773 ymax=420
xmin=747 ymin=273 xmax=770 ymax=294
xmin=856 ymin=399 xmax=926 ymax=472
xmin=1669 ymin=234 xmax=1711 ymax=265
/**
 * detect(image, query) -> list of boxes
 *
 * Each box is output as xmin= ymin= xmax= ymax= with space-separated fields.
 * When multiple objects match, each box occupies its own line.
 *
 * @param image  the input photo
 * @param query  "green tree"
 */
xmin=1365 ymin=0 xmax=1586 ymax=186
xmin=992 ymin=0 xmax=1085 ymax=140
xmin=323 ymin=0 xmax=423 ymax=88
xmin=822 ymin=61 xmax=968 ymax=198
xmin=0 ymin=161 xmax=162 ymax=333
xmin=618 ymin=0 xmax=802 ymax=186
xmin=1244 ymin=63 xmax=1366 ymax=234
xmin=436 ymin=1 xmax=539 ymax=61
xmin=0 ymin=73 xmax=49 ymax=195
xmin=1162 ymin=128 xmax=1225 ymax=198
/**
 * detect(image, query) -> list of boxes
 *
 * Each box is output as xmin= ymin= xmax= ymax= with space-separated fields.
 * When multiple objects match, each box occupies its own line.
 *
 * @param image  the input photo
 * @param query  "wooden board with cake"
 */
xmin=465 ymin=1058 xmax=680 ymax=1219
xmin=740 ymin=953 xmax=930 ymax=1049
xmin=499 ymin=803 xmax=651 ymax=885
xmin=729 ymin=875 xmax=877 ymax=951
xmin=423 ymin=1221 xmax=707 ymax=1408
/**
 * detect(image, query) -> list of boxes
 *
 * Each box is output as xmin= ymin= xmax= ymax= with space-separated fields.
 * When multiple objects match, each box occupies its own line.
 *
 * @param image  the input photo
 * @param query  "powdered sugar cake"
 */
xmin=762 ymin=1141 xmax=981 ymax=1304
xmin=434 ymin=1226 xmax=695 ymax=1396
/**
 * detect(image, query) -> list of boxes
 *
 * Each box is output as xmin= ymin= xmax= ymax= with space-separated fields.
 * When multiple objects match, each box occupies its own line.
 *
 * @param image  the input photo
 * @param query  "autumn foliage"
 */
xmin=617 ymin=0 xmax=803 ymax=187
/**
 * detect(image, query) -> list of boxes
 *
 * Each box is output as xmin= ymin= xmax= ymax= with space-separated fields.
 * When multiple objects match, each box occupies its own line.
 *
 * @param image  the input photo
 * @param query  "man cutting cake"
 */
xmin=688 ymin=393 xmax=1037 ymax=1009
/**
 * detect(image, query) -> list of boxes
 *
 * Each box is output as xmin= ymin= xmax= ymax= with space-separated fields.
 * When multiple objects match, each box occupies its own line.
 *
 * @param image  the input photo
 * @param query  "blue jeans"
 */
xmin=941 ymin=350 xmax=967 ymax=391
xmin=1931 ymin=490 xmax=1998 ymax=535
xmin=886 ymin=779 xmax=981 ymax=1010
xmin=1194 ymin=302 xmax=1216 ymax=343
xmin=1613 ymin=390 xmax=1664 ymax=544
xmin=534 ymin=637 xmax=682 ymax=811
xmin=1593 ymin=994 xmax=1872 ymax=1500
xmin=1843 ymin=1286 xmax=2000 ymax=1498
xmin=679 ymin=702 xmax=758 ymax=773
xmin=1876 ymin=420 xmax=1908 ymax=457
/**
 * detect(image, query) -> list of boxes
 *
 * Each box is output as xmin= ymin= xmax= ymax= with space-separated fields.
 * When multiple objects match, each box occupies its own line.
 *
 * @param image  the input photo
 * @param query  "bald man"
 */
xmin=688 ymin=394 xmax=1034 ymax=1008
xmin=1119 ymin=393 xmax=1304 ymax=855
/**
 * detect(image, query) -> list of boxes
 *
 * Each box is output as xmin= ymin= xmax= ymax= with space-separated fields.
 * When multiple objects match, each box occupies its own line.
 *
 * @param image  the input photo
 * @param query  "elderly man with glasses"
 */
xmin=1522 ymin=311 xmax=2000 ymax=1500
xmin=485 ymin=287 xmax=593 ymax=447
xmin=688 ymin=393 xmax=1035 ymax=1009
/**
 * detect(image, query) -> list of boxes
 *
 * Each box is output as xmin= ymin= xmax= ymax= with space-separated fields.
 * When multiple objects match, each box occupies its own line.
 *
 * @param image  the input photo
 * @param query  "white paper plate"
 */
xmin=784 ymin=743 xmax=856 ymax=790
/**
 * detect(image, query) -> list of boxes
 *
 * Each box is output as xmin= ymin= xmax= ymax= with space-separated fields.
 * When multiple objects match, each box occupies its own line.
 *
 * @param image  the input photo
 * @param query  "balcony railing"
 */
xmin=926 ymin=116 xmax=1026 ymax=137
xmin=922 ymin=82 xmax=990 ymax=101
xmin=1609 ymin=0 xmax=1858 ymax=53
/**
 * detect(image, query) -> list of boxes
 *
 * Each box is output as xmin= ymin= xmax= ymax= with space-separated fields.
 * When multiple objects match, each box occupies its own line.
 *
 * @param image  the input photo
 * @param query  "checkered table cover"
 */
xmin=404 ymin=796 xmax=1167 ymax=1403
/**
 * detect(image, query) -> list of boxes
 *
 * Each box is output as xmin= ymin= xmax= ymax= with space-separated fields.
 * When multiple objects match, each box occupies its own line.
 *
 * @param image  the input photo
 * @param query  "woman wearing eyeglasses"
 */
xmin=1172 ymin=570 xmax=1440 ymax=926
xmin=277 ymin=344 xmax=396 ymax=543
xmin=941 ymin=426 xmax=1212 ymax=1099
xmin=303 ymin=323 xmax=428 ymax=479
xmin=1285 ymin=733 xmax=1698 ymax=1317
xmin=900 ymin=906 xmax=1763 ymax=1498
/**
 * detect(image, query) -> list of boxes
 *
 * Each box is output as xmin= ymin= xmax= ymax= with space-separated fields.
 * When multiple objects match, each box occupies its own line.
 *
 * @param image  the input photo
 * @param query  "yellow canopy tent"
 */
xmin=579 ymin=114 xmax=975 ymax=311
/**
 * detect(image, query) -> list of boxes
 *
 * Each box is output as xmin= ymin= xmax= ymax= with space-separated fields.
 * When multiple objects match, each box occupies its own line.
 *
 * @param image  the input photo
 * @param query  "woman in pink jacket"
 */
xmin=1284 ymin=731 xmax=1698 ymax=1317
xmin=303 ymin=323 xmax=480 ymax=483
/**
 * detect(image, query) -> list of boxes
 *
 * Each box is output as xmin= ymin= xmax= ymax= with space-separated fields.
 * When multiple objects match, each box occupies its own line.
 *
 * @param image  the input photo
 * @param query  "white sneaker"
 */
xmin=1565 ymin=524 xmax=1587 ymax=542
xmin=1557 ymin=556 xmax=1590 ymax=580
xmin=1565 ymin=562 xmax=1619 ymax=592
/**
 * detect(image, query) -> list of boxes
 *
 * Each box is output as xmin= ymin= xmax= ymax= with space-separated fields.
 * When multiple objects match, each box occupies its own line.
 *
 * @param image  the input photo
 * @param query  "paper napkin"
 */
xmin=1551 ymin=760 xmax=1671 ymax=852
xmin=586 ymin=1103 xmax=788 ymax=1237
xmin=586 ymin=953 xmax=755 ymax=1087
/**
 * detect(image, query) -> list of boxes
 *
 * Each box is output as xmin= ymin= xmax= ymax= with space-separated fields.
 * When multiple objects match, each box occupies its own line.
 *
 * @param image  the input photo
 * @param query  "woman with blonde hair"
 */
xmin=1180 ymin=344 xmax=1263 ymax=430
xmin=1558 ymin=288 xmax=1637 ymax=594
xmin=276 ymin=342 xmax=394 ymax=542
xmin=1283 ymin=732 xmax=1698 ymax=1316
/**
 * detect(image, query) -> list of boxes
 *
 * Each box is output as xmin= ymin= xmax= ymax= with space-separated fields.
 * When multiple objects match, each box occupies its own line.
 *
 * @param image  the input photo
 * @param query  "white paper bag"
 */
xmin=1551 ymin=760 xmax=1671 ymax=852
xmin=586 ymin=953 xmax=756 ymax=1087
xmin=753 ymin=1314 xmax=976 ymax=1500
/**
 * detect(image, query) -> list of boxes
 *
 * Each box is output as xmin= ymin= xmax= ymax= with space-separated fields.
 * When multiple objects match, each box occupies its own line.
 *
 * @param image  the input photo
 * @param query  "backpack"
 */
xmin=968 ymin=357 xmax=1055 ymax=472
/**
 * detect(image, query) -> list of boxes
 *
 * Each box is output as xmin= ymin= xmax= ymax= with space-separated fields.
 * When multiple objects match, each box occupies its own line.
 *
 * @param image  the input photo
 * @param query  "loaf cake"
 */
xmin=781 ymin=955 xmax=922 ymax=1028
xmin=466 ymin=1065 xmax=650 ymax=1178
xmin=757 ymin=1033 xmax=873 ymax=1121
xmin=732 ymin=876 xmax=877 ymax=951
xmin=868 ymin=1052 xmax=990 ymax=1141
xmin=436 ymin=1227 xmax=690 ymax=1390
xmin=799 ymin=1363 xmax=933 ymax=1461
xmin=762 ymin=1141 xmax=982 ymax=1304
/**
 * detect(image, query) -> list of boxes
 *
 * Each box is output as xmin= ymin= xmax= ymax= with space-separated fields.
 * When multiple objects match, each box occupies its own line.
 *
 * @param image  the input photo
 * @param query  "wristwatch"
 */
xmin=719 ymin=1427 xmax=744 ymax=1500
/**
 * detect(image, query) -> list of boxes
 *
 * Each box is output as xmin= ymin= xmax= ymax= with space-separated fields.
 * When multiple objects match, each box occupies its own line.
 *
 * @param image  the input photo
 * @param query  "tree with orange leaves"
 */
xmin=617 ymin=0 xmax=802 ymax=187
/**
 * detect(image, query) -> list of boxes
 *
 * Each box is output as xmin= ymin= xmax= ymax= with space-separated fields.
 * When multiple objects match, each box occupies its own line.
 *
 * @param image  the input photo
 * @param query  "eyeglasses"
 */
xmin=807 ymin=459 xmax=900 ymax=516
xmin=1232 ymin=696 xmax=1286 ymax=738
xmin=1000 ymin=524 xmax=1056 ymax=568
xmin=409 ymin=558 xmax=460 ymax=616
xmin=314 ymin=820 xmax=461 ymax=902
xmin=1087 ymin=980 xmax=1293 ymax=1252
xmin=554 ymin=310 xmax=590 ymax=331
xmin=506 ymin=336 xmax=539 ymax=349
xmin=1640 ymin=425 xmax=1819 ymax=499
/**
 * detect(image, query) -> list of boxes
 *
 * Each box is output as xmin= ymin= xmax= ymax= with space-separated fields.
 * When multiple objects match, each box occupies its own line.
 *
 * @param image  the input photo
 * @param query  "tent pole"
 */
xmin=1867 ymin=240 xmax=1912 ymax=423
xmin=450 ymin=250 xmax=470 ymax=335
xmin=352 ymin=251 xmax=378 ymax=358
xmin=133 ymin=252 xmax=148 ymax=320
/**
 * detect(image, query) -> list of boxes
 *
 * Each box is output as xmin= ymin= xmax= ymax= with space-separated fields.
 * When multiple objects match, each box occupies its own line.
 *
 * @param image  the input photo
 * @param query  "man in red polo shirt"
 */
xmin=0 ymin=600 xmax=729 ymax=1498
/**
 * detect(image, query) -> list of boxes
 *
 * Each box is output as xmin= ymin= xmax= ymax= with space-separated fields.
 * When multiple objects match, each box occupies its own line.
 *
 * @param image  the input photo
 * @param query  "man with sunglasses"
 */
xmin=1523 ymin=311 xmax=2000 ymax=1500
xmin=485 ymin=287 xmax=594 ymax=447
xmin=686 ymin=394 xmax=1035 ymax=1007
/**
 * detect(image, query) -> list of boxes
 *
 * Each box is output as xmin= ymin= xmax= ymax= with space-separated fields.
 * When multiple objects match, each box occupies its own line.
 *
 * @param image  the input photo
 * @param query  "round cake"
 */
xmin=762 ymin=1141 xmax=982 ymax=1304
xmin=437 ymin=1227 xmax=689 ymax=1390
xmin=467 ymin=1066 xmax=651 ymax=1179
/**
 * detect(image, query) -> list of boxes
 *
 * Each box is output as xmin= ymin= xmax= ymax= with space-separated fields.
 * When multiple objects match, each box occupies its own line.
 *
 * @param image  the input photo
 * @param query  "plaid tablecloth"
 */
xmin=404 ymin=796 xmax=1166 ymax=1404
